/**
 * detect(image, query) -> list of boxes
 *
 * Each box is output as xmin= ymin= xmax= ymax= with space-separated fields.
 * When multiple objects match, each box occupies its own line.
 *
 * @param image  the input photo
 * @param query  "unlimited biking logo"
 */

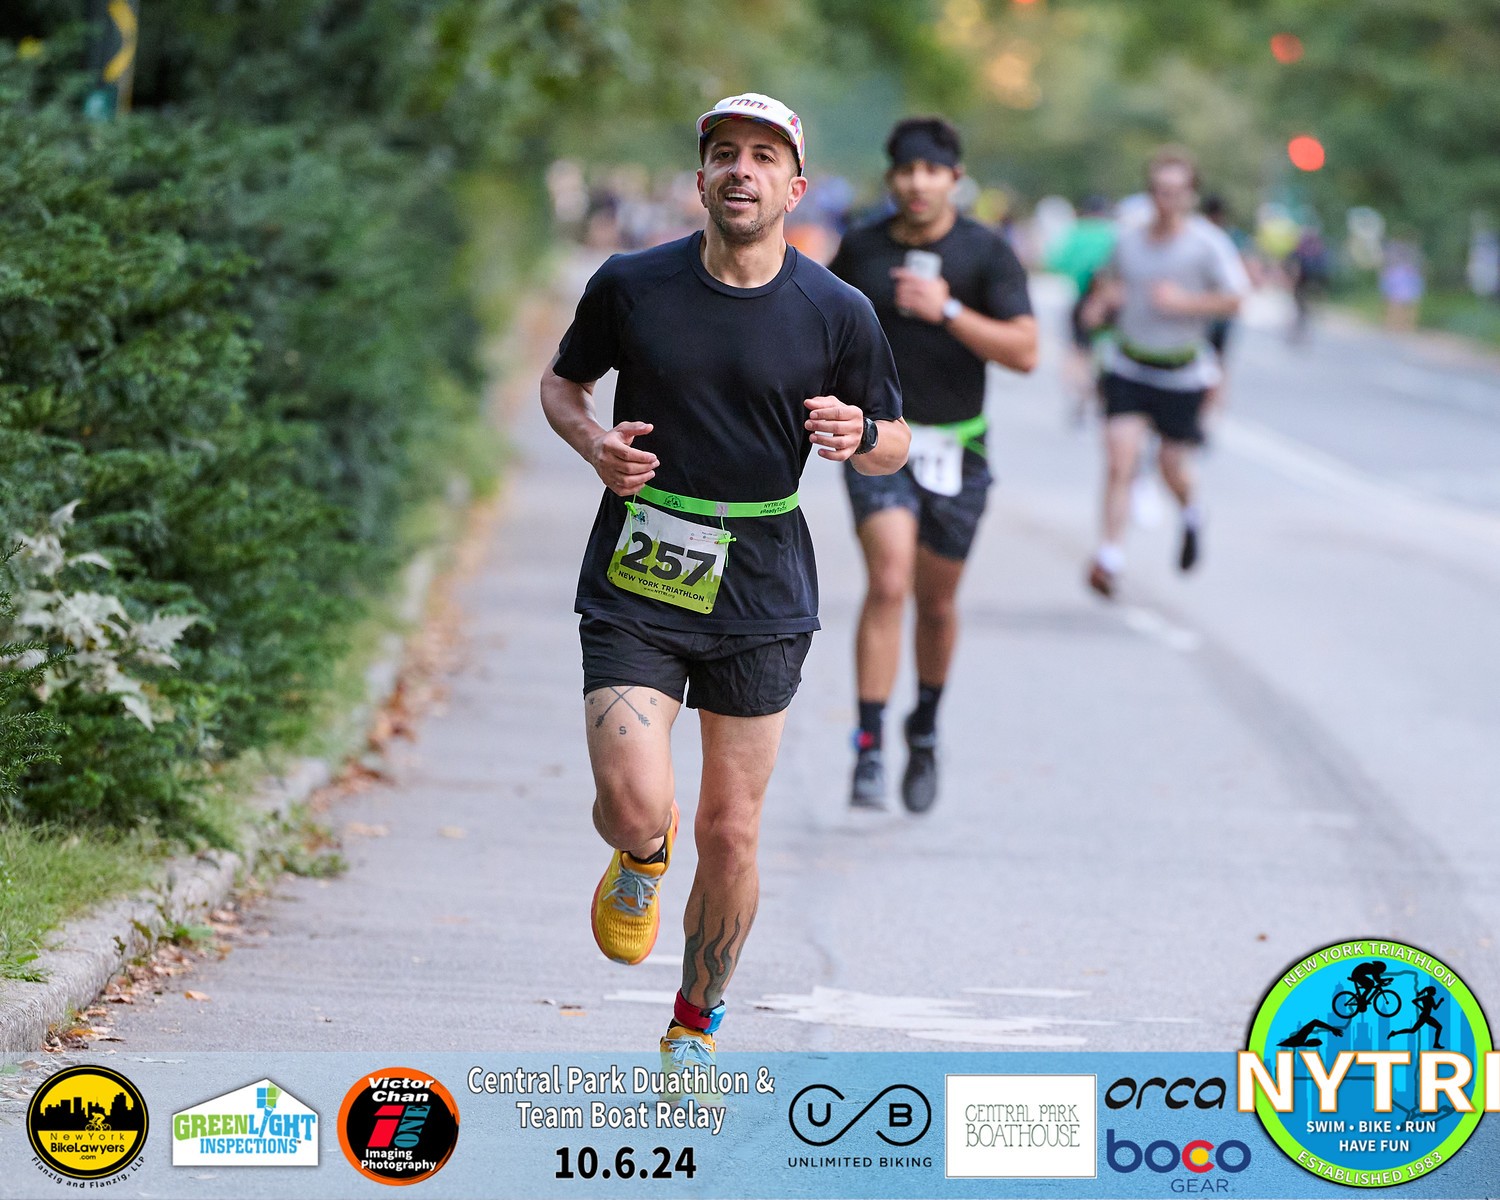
xmin=1240 ymin=938 xmax=1496 ymax=1187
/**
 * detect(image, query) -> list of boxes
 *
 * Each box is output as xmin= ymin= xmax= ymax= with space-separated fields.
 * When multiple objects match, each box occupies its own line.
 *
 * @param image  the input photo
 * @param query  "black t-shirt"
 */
xmin=829 ymin=214 xmax=1032 ymax=426
xmin=553 ymin=232 xmax=902 ymax=634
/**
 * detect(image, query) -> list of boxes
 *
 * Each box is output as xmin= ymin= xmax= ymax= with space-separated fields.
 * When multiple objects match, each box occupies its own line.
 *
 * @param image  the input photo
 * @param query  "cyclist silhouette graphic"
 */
xmin=1332 ymin=960 xmax=1403 ymax=1019
xmin=1279 ymin=1019 xmax=1346 ymax=1048
xmin=1388 ymin=985 xmax=1445 ymax=1050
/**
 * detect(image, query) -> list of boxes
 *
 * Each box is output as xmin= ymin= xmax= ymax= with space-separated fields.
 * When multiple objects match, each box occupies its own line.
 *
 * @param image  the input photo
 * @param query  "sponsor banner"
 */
xmin=171 ymin=1078 xmax=318 ymax=1166
xmin=3 ymin=1050 xmax=1498 ymax=1197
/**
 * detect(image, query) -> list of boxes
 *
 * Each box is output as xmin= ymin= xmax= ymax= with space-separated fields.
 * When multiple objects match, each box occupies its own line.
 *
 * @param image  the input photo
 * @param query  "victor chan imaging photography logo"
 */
xmin=945 ymin=1073 xmax=1095 ymax=1179
xmin=26 ymin=1064 xmax=149 ymax=1184
xmin=172 ymin=1077 xmax=318 ymax=1166
xmin=338 ymin=1067 xmax=461 ymax=1185
xmin=1241 ymin=938 xmax=1496 ymax=1187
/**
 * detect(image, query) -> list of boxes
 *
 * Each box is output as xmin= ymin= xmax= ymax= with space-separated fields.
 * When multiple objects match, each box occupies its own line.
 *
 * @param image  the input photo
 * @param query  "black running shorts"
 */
xmin=1101 ymin=372 xmax=1207 ymax=445
xmin=579 ymin=614 xmax=813 ymax=718
xmin=843 ymin=453 xmax=992 ymax=561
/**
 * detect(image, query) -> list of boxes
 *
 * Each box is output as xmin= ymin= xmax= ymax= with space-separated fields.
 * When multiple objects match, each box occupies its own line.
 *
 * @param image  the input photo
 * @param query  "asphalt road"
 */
xmin=23 ymin=262 xmax=1500 ymax=1060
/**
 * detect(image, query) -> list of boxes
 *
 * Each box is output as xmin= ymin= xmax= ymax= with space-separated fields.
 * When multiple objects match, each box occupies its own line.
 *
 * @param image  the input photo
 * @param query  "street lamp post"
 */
xmin=85 ymin=0 xmax=139 ymax=120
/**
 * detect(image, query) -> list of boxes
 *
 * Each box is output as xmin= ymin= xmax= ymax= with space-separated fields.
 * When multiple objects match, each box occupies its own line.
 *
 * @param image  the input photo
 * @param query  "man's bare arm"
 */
xmin=803 ymin=396 xmax=910 ymax=476
xmin=540 ymin=356 xmax=658 ymax=496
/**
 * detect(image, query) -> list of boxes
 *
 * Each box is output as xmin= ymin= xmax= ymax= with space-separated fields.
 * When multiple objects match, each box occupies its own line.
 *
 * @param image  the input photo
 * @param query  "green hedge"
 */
xmin=0 ymin=52 xmax=492 ymax=835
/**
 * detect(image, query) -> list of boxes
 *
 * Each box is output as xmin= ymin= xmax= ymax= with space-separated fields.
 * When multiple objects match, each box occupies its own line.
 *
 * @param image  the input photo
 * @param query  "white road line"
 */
xmin=1218 ymin=416 xmax=1500 ymax=549
xmin=1121 ymin=606 xmax=1201 ymax=653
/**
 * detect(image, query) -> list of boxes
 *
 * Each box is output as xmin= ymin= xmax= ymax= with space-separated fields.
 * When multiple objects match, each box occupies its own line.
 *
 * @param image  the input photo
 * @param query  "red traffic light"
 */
xmin=1270 ymin=33 xmax=1304 ymax=64
xmin=1287 ymin=135 xmax=1325 ymax=171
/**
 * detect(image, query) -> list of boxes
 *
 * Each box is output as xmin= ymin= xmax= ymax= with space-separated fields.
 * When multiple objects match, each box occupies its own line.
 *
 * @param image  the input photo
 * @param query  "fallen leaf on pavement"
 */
xmin=184 ymin=991 xmax=211 ymax=1001
xmin=438 ymin=826 xmax=467 ymax=839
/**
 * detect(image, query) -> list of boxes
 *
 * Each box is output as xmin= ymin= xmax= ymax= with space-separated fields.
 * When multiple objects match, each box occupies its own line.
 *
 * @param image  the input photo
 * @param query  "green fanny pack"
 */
xmin=1118 ymin=338 xmax=1199 ymax=370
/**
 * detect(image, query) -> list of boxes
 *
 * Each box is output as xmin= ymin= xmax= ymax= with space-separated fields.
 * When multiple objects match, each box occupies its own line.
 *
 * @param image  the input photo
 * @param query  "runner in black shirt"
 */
xmin=541 ymin=92 xmax=907 ymax=1080
xmin=829 ymin=116 xmax=1036 ymax=813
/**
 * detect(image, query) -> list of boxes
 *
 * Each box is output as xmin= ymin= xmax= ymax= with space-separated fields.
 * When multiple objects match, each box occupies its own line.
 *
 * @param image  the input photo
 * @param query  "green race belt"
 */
xmin=912 ymin=413 xmax=989 ymax=455
xmin=635 ymin=484 xmax=799 ymax=519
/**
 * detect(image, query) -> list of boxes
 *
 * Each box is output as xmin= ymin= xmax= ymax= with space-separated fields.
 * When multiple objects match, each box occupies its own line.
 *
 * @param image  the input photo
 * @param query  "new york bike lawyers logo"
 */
xmin=27 ymin=1064 xmax=148 ymax=1184
xmin=339 ymin=1067 xmax=460 ymax=1185
xmin=173 ymin=1078 xmax=318 ymax=1166
xmin=1240 ymin=938 xmax=1495 ymax=1187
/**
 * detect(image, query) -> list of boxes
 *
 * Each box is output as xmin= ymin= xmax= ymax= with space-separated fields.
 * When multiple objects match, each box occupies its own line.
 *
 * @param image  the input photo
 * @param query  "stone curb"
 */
xmin=0 ymin=549 xmax=438 ymax=1054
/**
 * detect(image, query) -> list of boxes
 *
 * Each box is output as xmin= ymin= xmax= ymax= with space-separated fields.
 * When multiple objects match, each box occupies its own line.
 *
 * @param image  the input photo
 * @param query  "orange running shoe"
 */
xmin=590 ymin=802 xmax=679 ymax=965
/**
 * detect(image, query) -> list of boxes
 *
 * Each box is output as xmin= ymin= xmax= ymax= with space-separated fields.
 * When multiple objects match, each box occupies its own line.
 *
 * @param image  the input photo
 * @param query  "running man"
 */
xmin=541 ymin=93 xmax=908 ymax=1074
xmin=1081 ymin=148 xmax=1249 ymax=598
xmin=829 ymin=116 xmax=1036 ymax=812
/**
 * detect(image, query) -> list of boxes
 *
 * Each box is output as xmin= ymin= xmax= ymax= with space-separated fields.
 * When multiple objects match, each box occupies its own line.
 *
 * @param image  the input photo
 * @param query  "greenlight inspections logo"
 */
xmin=1239 ymin=938 xmax=1494 ymax=1187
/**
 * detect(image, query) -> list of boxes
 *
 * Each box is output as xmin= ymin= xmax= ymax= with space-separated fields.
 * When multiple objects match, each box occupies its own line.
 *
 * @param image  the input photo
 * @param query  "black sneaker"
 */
xmin=849 ymin=748 xmax=886 ymax=810
xmin=901 ymin=727 xmax=938 ymax=814
xmin=1179 ymin=524 xmax=1200 ymax=572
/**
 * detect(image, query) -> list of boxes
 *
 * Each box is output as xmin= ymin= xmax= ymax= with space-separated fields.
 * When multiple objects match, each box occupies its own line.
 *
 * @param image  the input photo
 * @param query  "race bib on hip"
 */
xmin=907 ymin=423 xmax=965 ymax=496
xmin=607 ymin=502 xmax=728 ymax=614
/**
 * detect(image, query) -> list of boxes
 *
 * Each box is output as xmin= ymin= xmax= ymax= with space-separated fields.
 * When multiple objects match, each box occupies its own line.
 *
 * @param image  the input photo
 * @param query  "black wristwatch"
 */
xmin=854 ymin=415 xmax=879 ymax=455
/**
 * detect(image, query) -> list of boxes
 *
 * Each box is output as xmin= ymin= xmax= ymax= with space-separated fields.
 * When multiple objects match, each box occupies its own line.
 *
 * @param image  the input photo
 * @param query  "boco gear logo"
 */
xmin=339 ymin=1068 xmax=460 ymax=1185
xmin=1240 ymin=938 xmax=1496 ymax=1187
xmin=27 ymin=1064 xmax=149 ymax=1183
xmin=788 ymin=1082 xmax=930 ymax=1146
xmin=1106 ymin=1129 xmax=1252 ymax=1179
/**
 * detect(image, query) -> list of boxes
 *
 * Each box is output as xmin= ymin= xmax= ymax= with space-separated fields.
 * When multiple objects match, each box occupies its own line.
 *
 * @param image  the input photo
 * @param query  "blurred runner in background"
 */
xmin=1082 ymin=148 xmax=1249 ymax=599
xmin=828 ymin=116 xmax=1037 ymax=813
xmin=1046 ymin=194 xmax=1118 ymax=425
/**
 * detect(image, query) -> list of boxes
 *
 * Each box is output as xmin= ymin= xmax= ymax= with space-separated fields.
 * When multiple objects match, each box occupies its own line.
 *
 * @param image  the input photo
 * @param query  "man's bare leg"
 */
xmin=912 ymin=546 xmax=964 ymax=690
xmin=853 ymin=508 xmax=918 ymax=706
xmin=678 ymin=707 xmax=787 ymax=1011
xmin=585 ymin=685 xmax=682 ymax=857
xmin=585 ymin=686 xmax=683 ymax=965
xmin=1158 ymin=437 xmax=1202 ymax=571
xmin=1090 ymin=413 xmax=1149 ymax=595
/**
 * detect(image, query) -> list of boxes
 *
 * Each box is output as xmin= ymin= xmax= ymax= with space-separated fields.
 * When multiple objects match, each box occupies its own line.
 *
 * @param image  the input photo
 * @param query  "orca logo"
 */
xmin=788 ymin=1084 xmax=930 ymax=1147
xmin=1105 ymin=1076 xmax=1227 ymax=1110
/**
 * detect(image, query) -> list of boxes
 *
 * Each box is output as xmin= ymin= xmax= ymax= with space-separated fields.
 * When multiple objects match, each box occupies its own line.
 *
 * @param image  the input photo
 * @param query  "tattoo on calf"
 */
xmin=682 ymin=908 xmax=750 ymax=1009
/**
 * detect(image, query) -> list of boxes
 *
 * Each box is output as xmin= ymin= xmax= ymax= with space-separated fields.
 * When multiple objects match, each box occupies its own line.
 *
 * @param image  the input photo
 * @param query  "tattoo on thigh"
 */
xmin=592 ymin=686 xmax=652 ymax=732
xmin=682 ymin=907 xmax=752 ymax=1008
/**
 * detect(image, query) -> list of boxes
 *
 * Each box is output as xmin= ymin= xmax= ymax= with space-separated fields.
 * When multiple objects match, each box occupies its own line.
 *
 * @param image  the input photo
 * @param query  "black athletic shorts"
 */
xmin=1101 ymin=372 xmax=1207 ymax=445
xmin=843 ymin=453 xmax=992 ymax=561
xmin=579 ymin=613 xmax=813 ymax=718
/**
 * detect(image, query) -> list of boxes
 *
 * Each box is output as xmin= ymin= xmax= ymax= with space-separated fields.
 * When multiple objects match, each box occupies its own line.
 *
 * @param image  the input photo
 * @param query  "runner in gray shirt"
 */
xmin=1081 ymin=148 xmax=1249 ymax=598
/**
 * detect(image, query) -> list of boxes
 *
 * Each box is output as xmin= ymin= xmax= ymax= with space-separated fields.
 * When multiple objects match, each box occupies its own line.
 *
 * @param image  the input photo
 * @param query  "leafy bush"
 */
xmin=0 ymin=47 xmax=491 ymax=833
xmin=0 ymin=571 xmax=60 ymax=802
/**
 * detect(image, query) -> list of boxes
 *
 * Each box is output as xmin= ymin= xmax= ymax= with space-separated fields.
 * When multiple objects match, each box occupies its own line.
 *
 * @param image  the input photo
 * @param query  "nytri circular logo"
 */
xmin=27 ymin=1064 xmax=149 ymax=1182
xmin=339 ymin=1068 xmax=460 ymax=1185
xmin=1242 ymin=938 xmax=1492 ymax=1188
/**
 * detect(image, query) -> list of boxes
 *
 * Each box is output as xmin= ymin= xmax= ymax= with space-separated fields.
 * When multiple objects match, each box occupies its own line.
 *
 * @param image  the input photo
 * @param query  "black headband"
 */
xmin=888 ymin=128 xmax=960 ymax=170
